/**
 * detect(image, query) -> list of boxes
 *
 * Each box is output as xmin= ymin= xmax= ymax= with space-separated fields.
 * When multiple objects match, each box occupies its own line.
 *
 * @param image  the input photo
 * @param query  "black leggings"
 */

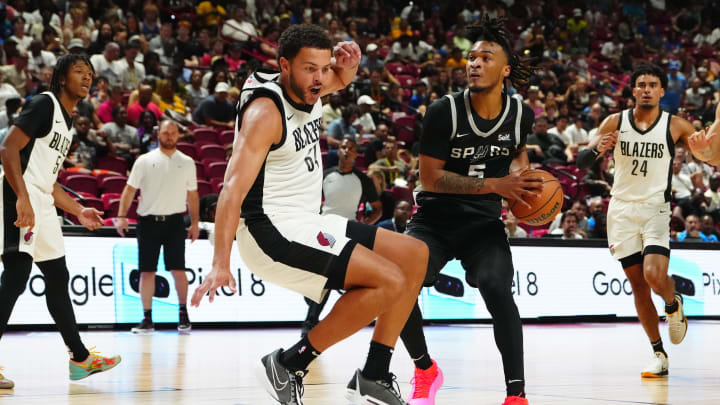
xmin=0 ymin=252 xmax=89 ymax=361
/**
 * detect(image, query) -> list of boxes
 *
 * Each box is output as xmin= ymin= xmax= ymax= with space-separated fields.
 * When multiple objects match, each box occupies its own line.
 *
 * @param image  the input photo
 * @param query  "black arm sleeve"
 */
xmin=576 ymin=148 xmax=598 ymax=170
xmin=519 ymin=103 xmax=535 ymax=148
xmin=13 ymin=94 xmax=53 ymax=138
xmin=419 ymin=97 xmax=453 ymax=161
xmin=357 ymin=170 xmax=379 ymax=202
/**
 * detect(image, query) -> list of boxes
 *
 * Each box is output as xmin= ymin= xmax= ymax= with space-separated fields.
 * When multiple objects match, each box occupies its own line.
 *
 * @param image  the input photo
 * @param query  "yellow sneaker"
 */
xmin=69 ymin=347 xmax=121 ymax=381
xmin=0 ymin=367 xmax=14 ymax=389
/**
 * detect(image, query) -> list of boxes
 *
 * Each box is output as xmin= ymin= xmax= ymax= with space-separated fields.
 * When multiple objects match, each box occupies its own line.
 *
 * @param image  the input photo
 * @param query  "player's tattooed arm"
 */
xmin=433 ymin=171 xmax=486 ymax=194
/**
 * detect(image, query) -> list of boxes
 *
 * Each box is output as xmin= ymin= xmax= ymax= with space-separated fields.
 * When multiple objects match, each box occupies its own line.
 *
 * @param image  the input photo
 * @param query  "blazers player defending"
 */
xmin=578 ymin=63 xmax=720 ymax=378
xmin=400 ymin=17 xmax=540 ymax=405
xmin=0 ymin=54 xmax=121 ymax=387
xmin=191 ymin=25 xmax=427 ymax=405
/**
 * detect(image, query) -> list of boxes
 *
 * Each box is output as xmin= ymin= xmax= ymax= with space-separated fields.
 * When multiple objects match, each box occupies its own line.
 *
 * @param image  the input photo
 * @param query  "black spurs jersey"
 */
xmin=416 ymin=89 xmax=534 ymax=220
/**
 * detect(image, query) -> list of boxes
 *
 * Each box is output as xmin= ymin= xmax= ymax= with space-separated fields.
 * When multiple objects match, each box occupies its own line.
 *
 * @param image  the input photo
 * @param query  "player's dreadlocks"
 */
xmin=465 ymin=16 xmax=534 ymax=89
xmin=50 ymin=53 xmax=95 ymax=97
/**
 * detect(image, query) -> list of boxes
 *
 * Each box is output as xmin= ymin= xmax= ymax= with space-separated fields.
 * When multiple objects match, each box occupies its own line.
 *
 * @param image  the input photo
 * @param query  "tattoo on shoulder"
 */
xmin=434 ymin=172 xmax=485 ymax=194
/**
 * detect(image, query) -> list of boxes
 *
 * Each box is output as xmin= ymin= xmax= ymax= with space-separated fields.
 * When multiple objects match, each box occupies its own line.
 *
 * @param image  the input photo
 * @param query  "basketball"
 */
xmin=508 ymin=169 xmax=564 ymax=226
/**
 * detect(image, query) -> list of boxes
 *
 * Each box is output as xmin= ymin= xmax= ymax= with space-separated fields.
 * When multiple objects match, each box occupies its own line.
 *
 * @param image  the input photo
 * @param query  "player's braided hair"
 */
xmin=50 ymin=53 xmax=95 ymax=97
xmin=465 ymin=16 xmax=534 ymax=89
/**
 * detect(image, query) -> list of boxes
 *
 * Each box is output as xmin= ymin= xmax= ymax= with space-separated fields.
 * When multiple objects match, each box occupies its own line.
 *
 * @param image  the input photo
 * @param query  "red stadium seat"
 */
xmin=101 ymin=193 xmax=122 ymax=210
xmin=385 ymin=62 xmax=404 ymax=76
xmin=219 ymin=129 xmax=235 ymax=145
xmin=192 ymin=127 xmax=219 ymax=144
xmin=396 ymin=74 xmax=417 ymax=87
xmin=205 ymin=161 xmax=227 ymax=179
xmin=96 ymin=156 xmax=129 ymax=174
xmin=65 ymin=174 xmax=98 ymax=196
xmin=99 ymin=176 xmax=128 ymax=194
xmin=197 ymin=179 xmax=212 ymax=197
xmin=390 ymin=186 xmax=413 ymax=204
xmin=199 ymin=144 xmax=226 ymax=161
xmin=177 ymin=142 xmax=198 ymax=160
xmin=210 ymin=177 xmax=224 ymax=194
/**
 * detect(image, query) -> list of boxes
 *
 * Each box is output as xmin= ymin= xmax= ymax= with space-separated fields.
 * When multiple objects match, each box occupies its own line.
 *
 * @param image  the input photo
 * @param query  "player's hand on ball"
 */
xmin=597 ymin=130 xmax=619 ymax=153
xmin=333 ymin=40 xmax=361 ymax=69
xmin=495 ymin=169 xmax=544 ymax=209
xmin=191 ymin=267 xmax=237 ymax=307
xmin=78 ymin=207 xmax=104 ymax=231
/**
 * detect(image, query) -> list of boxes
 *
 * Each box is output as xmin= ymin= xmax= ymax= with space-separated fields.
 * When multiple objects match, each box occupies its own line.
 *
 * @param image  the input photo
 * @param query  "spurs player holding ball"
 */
xmin=579 ymin=63 xmax=720 ymax=378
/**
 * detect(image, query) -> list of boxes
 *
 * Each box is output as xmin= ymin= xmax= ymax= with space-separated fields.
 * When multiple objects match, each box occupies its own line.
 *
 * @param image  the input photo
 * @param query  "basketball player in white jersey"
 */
xmin=191 ymin=25 xmax=427 ymax=405
xmin=0 ymin=54 xmax=121 ymax=388
xmin=579 ymin=63 xmax=720 ymax=378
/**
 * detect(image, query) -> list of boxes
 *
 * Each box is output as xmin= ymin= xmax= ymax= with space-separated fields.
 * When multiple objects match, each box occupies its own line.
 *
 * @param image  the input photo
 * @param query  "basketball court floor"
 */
xmin=1 ymin=321 xmax=718 ymax=404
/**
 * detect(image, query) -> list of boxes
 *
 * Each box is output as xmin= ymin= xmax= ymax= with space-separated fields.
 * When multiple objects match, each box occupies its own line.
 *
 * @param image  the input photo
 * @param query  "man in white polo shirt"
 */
xmin=114 ymin=120 xmax=200 ymax=333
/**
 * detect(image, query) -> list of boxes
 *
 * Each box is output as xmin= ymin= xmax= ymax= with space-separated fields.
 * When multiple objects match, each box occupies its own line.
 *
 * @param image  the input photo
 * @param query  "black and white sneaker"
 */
xmin=177 ymin=311 xmax=192 ymax=333
xmin=346 ymin=369 xmax=407 ymax=405
xmin=131 ymin=319 xmax=154 ymax=334
xmin=257 ymin=349 xmax=305 ymax=405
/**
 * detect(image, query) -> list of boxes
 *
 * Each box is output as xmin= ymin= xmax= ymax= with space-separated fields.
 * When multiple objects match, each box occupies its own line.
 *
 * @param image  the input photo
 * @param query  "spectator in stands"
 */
xmin=548 ymin=115 xmax=574 ymax=160
xmin=671 ymin=153 xmax=694 ymax=205
xmin=550 ymin=200 xmax=590 ymax=235
xmin=27 ymin=39 xmax=55 ymax=75
xmin=677 ymin=214 xmax=717 ymax=242
xmin=583 ymin=155 xmax=614 ymax=197
xmin=90 ymin=42 xmax=120 ymax=86
xmin=127 ymin=83 xmax=163 ymax=127
xmin=504 ymin=211 xmax=527 ymax=238
xmin=0 ymin=97 xmax=20 ymax=130
xmin=409 ymin=81 xmax=428 ymax=110
xmin=67 ymin=115 xmax=115 ymax=171
xmin=148 ymin=23 xmax=172 ymax=54
xmin=705 ymin=173 xmax=720 ymax=214
xmin=524 ymin=85 xmax=544 ymax=117
xmin=138 ymin=110 xmax=158 ymax=153
xmin=9 ymin=16 xmax=31 ymax=51
xmin=225 ymin=42 xmax=246 ymax=72
xmin=660 ymin=60 xmax=686 ymax=113
xmin=681 ymin=77 xmax=709 ymax=115
xmin=378 ymin=200 xmax=412 ymax=233
xmin=449 ymin=66 xmax=467 ymax=93
xmin=526 ymin=116 xmax=569 ymax=164
xmin=360 ymin=67 xmax=389 ymax=104
xmin=156 ymin=79 xmax=187 ymax=115
xmin=114 ymin=39 xmax=145 ymax=91
xmin=140 ymin=4 xmax=160 ymax=39
xmin=326 ymin=103 xmax=359 ymax=148
xmin=322 ymin=92 xmax=343 ymax=125
xmin=587 ymin=212 xmax=608 ymax=239
xmin=102 ymin=105 xmax=139 ymax=162
xmin=359 ymin=43 xmax=383 ymax=78
xmin=564 ymin=115 xmax=590 ymax=152
xmin=445 ymin=46 xmax=467 ymax=68
xmin=600 ymin=35 xmax=623 ymax=62
xmin=87 ymin=22 xmax=113 ymax=55
xmin=367 ymin=166 xmax=395 ymax=223
xmin=367 ymin=123 xmax=390 ymax=161
xmin=0 ymin=68 xmax=20 ymax=109
xmin=322 ymin=137 xmax=382 ymax=224
xmin=192 ymin=82 xmax=235 ymax=129
xmin=222 ymin=2 xmax=257 ymax=44
xmin=386 ymin=33 xmax=418 ymax=63
xmin=186 ymin=70 xmax=209 ymax=111
xmin=701 ymin=214 xmax=719 ymax=240
xmin=556 ymin=211 xmax=585 ymax=239
xmin=1 ymin=49 xmax=29 ymax=97
xmin=370 ymin=137 xmax=408 ymax=186
xmin=354 ymin=95 xmax=376 ymax=136
xmin=97 ymin=86 xmax=124 ymax=124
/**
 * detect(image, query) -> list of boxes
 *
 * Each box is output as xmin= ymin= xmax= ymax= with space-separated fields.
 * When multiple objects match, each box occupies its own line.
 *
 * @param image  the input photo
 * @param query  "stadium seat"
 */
xmin=65 ymin=174 xmax=98 ymax=196
xmin=99 ymin=176 xmax=128 ymax=194
xmin=96 ymin=156 xmax=129 ymax=174
xmin=210 ymin=177 xmax=224 ymax=194
xmin=177 ymin=142 xmax=198 ymax=159
xmin=396 ymin=74 xmax=417 ymax=87
xmin=219 ymin=129 xmax=235 ymax=145
xmin=101 ymin=193 xmax=121 ymax=210
xmin=193 ymin=127 xmax=219 ymax=144
xmin=385 ymin=62 xmax=404 ymax=76
xmin=390 ymin=185 xmax=413 ymax=204
xmin=197 ymin=179 xmax=212 ymax=197
xmin=199 ymin=144 xmax=226 ymax=161
xmin=195 ymin=161 xmax=205 ymax=179
xmin=205 ymin=161 xmax=227 ymax=179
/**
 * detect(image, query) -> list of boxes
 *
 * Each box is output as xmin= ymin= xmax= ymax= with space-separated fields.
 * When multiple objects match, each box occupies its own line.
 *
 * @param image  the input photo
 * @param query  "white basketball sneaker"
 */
xmin=641 ymin=352 xmax=668 ymax=378
xmin=666 ymin=294 xmax=688 ymax=345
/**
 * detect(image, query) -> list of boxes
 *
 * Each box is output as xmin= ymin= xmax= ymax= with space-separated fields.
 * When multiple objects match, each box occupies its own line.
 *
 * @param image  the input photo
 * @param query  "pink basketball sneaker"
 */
xmin=407 ymin=360 xmax=443 ymax=404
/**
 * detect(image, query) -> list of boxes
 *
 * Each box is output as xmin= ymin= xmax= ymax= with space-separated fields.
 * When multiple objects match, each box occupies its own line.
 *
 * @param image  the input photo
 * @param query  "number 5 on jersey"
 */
xmin=468 ymin=163 xmax=486 ymax=178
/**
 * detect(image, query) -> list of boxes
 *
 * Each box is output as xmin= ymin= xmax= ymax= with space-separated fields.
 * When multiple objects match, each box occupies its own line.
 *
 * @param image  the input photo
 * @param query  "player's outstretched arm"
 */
xmin=576 ymin=113 xmax=620 ymax=169
xmin=321 ymin=40 xmax=362 ymax=96
xmin=191 ymin=98 xmax=282 ymax=306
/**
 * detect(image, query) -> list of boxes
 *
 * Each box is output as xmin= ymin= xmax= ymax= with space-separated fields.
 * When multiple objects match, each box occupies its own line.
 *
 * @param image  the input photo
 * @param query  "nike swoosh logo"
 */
xmin=456 ymin=132 xmax=471 ymax=138
xmin=55 ymin=119 xmax=63 ymax=123
xmin=287 ymin=114 xmax=295 ymax=120
xmin=508 ymin=379 xmax=524 ymax=384
xmin=270 ymin=356 xmax=289 ymax=391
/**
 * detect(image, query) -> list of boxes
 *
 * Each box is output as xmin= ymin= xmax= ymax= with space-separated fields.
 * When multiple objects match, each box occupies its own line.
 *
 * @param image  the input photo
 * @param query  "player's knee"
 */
xmin=379 ymin=263 xmax=406 ymax=301
xmin=642 ymin=264 xmax=665 ymax=288
xmin=404 ymin=238 xmax=429 ymax=285
xmin=475 ymin=273 xmax=509 ymax=298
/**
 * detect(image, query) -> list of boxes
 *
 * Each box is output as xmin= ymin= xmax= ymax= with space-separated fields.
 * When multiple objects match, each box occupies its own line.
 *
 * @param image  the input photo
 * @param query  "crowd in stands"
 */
xmin=0 ymin=0 xmax=719 ymax=242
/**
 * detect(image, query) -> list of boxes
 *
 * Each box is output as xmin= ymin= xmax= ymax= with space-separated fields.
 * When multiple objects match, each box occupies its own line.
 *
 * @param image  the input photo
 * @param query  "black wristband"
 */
xmin=591 ymin=146 xmax=601 ymax=156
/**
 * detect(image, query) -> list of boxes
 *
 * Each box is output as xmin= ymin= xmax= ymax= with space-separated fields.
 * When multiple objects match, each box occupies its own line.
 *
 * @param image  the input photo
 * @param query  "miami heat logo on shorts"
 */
xmin=23 ymin=231 xmax=34 ymax=245
xmin=316 ymin=232 xmax=336 ymax=248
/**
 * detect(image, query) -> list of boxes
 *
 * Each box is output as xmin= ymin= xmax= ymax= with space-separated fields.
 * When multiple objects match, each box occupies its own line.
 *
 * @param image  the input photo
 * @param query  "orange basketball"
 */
xmin=508 ymin=169 xmax=564 ymax=226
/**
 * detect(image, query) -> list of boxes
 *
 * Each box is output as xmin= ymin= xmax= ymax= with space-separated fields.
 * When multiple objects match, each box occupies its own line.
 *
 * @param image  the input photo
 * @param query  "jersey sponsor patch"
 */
xmin=316 ymin=231 xmax=336 ymax=248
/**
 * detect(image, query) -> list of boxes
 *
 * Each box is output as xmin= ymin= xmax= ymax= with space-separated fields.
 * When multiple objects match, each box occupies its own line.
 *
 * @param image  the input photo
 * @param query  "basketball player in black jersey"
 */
xmin=400 ymin=18 xmax=541 ymax=405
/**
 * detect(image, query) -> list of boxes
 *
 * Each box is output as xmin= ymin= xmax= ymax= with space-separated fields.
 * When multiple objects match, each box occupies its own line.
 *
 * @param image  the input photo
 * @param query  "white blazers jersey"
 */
xmin=611 ymin=108 xmax=674 ymax=203
xmin=237 ymin=70 xmax=324 ymax=221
